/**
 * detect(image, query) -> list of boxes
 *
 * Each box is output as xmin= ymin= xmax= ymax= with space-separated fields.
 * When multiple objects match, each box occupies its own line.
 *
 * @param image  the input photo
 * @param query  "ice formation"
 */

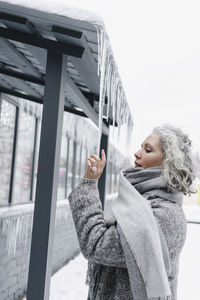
xmin=2 ymin=0 xmax=134 ymax=154
xmin=1 ymin=212 xmax=33 ymax=258
xmin=0 ymin=202 xmax=72 ymax=258
xmin=95 ymin=24 xmax=134 ymax=153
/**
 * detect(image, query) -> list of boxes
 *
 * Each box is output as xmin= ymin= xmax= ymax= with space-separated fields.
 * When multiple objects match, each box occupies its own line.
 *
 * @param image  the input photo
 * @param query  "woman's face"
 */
xmin=134 ymin=133 xmax=163 ymax=169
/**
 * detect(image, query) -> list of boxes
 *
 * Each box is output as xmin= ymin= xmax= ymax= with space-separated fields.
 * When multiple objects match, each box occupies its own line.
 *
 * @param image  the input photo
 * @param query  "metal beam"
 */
xmin=0 ymin=67 xmax=45 ymax=85
xmin=27 ymin=51 xmax=67 ymax=300
xmin=0 ymin=74 xmax=42 ymax=98
xmin=98 ymin=128 xmax=110 ymax=210
xmin=65 ymin=71 xmax=109 ymax=135
xmin=0 ymin=86 xmax=118 ymax=127
xmin=0 ymin=86 xmax=43 ymax=103
xmin=0 ymin=38 xmax=42 ymax=77
xmin=8 ymin=105 xmax=19 ymax=204
xmin=52 ymin=25 xmax=99 ymax=94
xmin=0 ymin=86 xmax=89 ymax=117
xmin=0 ymin=12 xmax=37 ymax=33
xmin=14 ymin=36 xmax=109 ymax=131
xmin=0 ymin=27 xmax=84 ymax=58
xmin=0 ymin=12 xmax=47 ymax=73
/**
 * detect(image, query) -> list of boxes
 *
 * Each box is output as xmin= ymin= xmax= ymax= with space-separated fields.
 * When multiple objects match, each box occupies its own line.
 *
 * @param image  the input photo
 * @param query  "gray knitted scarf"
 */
xmin=112 ymin=165 xmax=183 ymax=300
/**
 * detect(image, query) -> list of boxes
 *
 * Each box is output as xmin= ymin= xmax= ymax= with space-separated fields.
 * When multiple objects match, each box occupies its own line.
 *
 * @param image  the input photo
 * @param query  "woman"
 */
xmin=68 ymin=124 xmax=195 ymax=300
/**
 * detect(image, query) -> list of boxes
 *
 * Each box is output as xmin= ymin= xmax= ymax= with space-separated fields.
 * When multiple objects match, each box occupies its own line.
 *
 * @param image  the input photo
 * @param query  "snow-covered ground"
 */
xmin=50 ymin=254 xmax=89 ymax=300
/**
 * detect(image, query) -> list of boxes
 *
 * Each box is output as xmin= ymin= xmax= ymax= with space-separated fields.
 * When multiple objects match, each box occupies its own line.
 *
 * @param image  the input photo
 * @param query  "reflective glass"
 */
xmin=67 ymin=138 xmax=73 ymax=197
xmin=58 ymin=127 xmax=68 ymax=200
xmin=32 ymin=118 xmax=42 ymax=202
xmin=0 ymin=99 xmax=16 ymax=205
xmin=75 ymin=142 xmax=81 ymax=186
xmin=13 ymin=110 xmax=35 ymax=203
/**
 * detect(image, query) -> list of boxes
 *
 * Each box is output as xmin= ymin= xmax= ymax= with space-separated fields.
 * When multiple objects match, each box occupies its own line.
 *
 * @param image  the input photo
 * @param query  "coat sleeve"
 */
xmin=68 ymin=177 xmax=127 ymax=268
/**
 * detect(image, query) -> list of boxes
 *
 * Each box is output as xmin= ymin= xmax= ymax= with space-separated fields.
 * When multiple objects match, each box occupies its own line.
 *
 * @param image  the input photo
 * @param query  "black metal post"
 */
xmin=8 ymin=105 xmax=19 ymax=204
xmin=98 ymin=127 xmax=109 ymax=210
xmin=27 ymin=51 xmax=67 ymax=300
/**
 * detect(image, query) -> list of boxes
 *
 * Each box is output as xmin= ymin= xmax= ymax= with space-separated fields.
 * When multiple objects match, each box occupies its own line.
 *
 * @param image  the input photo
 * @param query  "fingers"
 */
xmin=101 ymin=149 xmax=106 ymax=162
xmin=87 ymin=159 xmax=92 ymax=167
xmin=87 ymin=149 xmax=106 ymax=169
xmin=84 ymin=150 xmax=106 ymax=179
xmin=90 ymin=150 xmax=106 ymax=162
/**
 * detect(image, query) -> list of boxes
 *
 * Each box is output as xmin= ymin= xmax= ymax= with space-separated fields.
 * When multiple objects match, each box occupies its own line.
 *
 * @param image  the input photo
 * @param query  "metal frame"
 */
xmin=98 ymin=129 xmax=110 ymax=210
xmin=0 ymin=27 xmax=84 ymax=58
xmin=27 ymin=51 xmax=67 ymax=300
xmin=8 ymin=104 xmax=19 ymax=204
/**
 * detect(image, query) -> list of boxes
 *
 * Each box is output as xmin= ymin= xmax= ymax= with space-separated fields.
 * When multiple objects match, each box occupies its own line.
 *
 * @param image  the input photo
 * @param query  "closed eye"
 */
xmin=146 ymin=149 xmax=151 ymax=153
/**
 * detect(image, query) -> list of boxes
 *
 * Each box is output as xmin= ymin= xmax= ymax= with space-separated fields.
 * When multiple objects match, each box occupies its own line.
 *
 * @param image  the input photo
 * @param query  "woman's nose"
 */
xmin=134 ymin=150 xmax=141 ymax=159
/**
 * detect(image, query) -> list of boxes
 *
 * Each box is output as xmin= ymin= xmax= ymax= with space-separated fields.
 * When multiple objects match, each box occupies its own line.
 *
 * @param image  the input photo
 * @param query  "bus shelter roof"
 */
xmin=0 ymin=1 xmax=133 ymax=137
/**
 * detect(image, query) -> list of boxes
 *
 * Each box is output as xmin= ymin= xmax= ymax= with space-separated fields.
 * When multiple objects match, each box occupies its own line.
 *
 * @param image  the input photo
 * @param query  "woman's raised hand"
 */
xmin=83 ymin=149 xmax=106 ymax=179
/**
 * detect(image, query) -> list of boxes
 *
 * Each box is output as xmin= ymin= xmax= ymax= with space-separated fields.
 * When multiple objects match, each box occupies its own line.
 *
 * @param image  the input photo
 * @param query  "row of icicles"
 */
xmin=1 ymin=203 xmax=70 ymax=258
xmin=95 ymin=24 xmax=134 ymax=154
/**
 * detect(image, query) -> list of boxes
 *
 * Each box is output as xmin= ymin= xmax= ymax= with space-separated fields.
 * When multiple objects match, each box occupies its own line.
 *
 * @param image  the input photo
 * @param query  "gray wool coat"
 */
xmin=68 ymin=177 xmax=187 ymax=300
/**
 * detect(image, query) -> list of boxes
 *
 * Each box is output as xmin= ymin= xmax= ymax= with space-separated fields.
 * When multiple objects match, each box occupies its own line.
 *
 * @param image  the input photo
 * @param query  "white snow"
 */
xmin=183 ymin=204 xmax=200 ymax=223
xmin=1 ymin=0 xmax=105 ymax=26
xmin=50 ymin=254 xmax=89 ymax=300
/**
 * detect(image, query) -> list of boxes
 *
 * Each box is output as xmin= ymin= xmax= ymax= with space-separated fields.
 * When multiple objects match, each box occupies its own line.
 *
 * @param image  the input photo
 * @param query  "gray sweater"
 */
xmin=68 ymin=177 xmax=187 ymax=300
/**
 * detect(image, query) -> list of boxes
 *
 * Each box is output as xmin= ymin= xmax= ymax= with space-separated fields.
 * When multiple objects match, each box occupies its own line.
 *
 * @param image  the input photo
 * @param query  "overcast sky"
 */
xmin=64 ymin=0 xmax=200 ymax=156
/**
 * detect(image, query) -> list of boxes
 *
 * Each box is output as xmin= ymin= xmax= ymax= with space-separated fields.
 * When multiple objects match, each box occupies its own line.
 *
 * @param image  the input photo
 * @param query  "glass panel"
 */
xmin=13 ymin=110 xmax=35 ymax=203
xmin=67 ymin=138 xmax=73 ymax=197
xmin=32 ymin=117 xmax=42 ymax=202
xmin=75 ymin=143 xmax=81 ymax=186
xmin=106 ymin=160 xmax=111 ymax=194
xmin=110 ymin=161 xmax=113 ymax=193
xmin=0 ymin=100 xmax=16 ymax=205
xmin=58 ymin=127 xmax=67 ymax=200
xmin=80 ymin=146 xmax=87 ymax=179
xmin=114 ymin=163 xmax=118 ymax=192
xmin=77 ymin=143 xmax=83 ymax=180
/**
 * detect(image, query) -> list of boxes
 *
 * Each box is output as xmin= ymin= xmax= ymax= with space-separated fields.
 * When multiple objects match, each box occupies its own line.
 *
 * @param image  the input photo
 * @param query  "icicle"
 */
xmin=106 ymin=62 xmax=113 ymax=121
xmin=94 ymin=23 xmax=134 ymax=154
xmin=1 ymin=214 xmax=33 ymax=258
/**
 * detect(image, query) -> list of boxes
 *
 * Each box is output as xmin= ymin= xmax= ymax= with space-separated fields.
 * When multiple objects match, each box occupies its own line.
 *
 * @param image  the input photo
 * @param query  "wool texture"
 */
xmin=112 ymin=166 xmax=183 ymax=299
xmin=68 ymin=167 xmax=187 ymax=300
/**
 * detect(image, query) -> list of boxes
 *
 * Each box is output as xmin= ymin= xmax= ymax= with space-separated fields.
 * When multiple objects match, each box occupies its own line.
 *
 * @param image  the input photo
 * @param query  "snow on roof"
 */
xmin=0 ymin=0 xmax=105 ymax=26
